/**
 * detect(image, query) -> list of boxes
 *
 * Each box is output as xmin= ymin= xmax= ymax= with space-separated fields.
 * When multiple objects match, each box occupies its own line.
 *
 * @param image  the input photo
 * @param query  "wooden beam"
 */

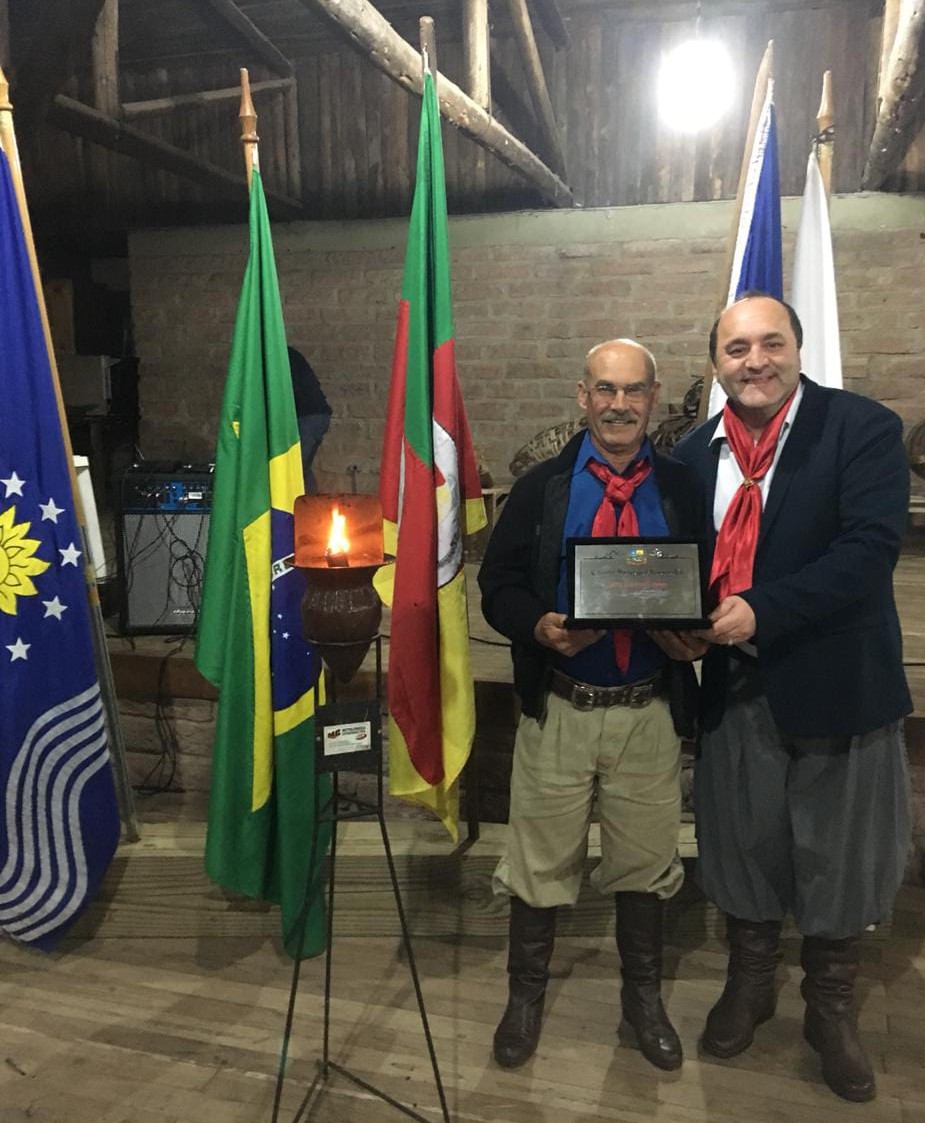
xmin=503 ymin=0 xmax=567 ymax=178
xmin=90 ymin=0 xmax=119 ymax=116
xmin=529 ymin=0 xmax=569 ymax=50
xmin=462 ymin=0 xmax=490 ymax=195
xmin=490 ymin=44 xmax=548 ymax=159
xmin=191 ymin=0 xmax=294 ymax=78
xmin=47 ymin=94 xmax=303 ymax=218
xmin=122 ymin=78 xmax=295 ymax=120
xmin=463 ymin=0 xmax=491 ymax=109
xmin=863 ymin=0 xmax=925 ymax=188
xmin=12 ymin=0 xmax=107 ymax=130
xmin=293 ymin=0 xmax=572 ymax=206
xmin=879 ymin=0 xmax=902 ymax=106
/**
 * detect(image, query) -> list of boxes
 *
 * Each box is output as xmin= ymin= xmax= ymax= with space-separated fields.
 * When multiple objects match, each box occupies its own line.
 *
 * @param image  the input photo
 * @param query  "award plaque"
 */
xmin=566 ymin=537 xmax=709 ymax=629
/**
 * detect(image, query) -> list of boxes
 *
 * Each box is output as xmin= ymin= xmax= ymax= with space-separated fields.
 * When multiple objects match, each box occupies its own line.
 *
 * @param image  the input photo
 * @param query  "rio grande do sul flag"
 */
xmin=376 ymin=70 xmax=486 ymax=839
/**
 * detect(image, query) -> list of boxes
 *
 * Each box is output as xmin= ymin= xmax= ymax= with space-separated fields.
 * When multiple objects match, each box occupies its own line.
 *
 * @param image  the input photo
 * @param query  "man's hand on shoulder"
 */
xmin=534 ymin=612 xmax=605 ymax=657
xmin=698 ymin=595 xmax=756 ymax=646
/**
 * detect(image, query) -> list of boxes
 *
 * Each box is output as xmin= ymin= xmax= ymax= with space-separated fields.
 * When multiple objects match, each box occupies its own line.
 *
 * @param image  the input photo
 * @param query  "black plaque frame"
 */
xmin=565 ymin=536 xmax=709 ymax=629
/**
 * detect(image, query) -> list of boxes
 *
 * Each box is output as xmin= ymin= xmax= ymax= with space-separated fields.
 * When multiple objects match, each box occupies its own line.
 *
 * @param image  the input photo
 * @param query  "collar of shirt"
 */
xmin=573 ymin=430 xmax=656 ymax=478
xmin=709 ymin=379 xmax=804 ymax=658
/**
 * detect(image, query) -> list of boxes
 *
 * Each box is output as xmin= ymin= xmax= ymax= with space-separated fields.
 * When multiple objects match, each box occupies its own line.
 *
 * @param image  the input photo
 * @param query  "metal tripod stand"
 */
xmin=270 ymin=636 xmax=451 ymax=1123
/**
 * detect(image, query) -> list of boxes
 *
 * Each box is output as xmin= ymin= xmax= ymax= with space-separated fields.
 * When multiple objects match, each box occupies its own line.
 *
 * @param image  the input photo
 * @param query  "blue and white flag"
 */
xmin=791 ymin=148 xmax=842 ymax=389
xmin=0 ymin=147 xmax=120 ymax=951
xmin=708 ymin=80 xmax=783 ymax=416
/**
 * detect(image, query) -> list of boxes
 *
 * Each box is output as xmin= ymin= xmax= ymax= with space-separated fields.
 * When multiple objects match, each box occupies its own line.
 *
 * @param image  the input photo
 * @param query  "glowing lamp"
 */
xmin=657 ymin=39 xmax=735 ymax=133
xmin=294 ymin=494 xmax=389 ymax=683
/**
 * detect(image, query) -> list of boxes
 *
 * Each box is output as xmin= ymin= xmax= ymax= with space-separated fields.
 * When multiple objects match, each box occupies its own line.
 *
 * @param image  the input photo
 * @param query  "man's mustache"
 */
xmin=600 ymin=411 xmax=635 ymax=422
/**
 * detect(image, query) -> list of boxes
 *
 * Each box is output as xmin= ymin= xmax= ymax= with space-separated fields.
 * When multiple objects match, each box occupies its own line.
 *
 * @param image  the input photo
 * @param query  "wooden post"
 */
xmin=815 ymin=70 xmax=834 ymax=199
xmin=293 ymin=0 xmax=572 ymax=207
xmin=463 ymin=0 xmax=490 ymax=193
xmin=697 ymin=41 xmax=774 ymax=423
xmin=503 ymin=0 xmax=567 ymax=178
xmin=878 ymin=0 xmax=902 ymax=107
xmin=90 ymin=0 xmax=119 ymax=116
xmin=463 ymin=0 xmax=491 ymax=108
xmin=862 ymin=1 xmax=925 ymax=189
xmin=0 ymin=67 xmax=139 ymax=842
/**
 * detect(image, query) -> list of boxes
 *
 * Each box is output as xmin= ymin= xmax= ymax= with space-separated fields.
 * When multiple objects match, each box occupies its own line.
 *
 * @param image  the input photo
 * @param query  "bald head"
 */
xmin=585 ymin=338 xmax=657 ymax=383
xmin=578 ymin=337 xmax=661 ymax=470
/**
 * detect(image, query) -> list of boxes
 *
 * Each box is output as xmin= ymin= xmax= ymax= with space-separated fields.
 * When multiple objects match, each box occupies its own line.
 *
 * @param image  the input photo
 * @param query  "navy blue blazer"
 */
xmin=674 ymin=376 xmax=912 ymax=737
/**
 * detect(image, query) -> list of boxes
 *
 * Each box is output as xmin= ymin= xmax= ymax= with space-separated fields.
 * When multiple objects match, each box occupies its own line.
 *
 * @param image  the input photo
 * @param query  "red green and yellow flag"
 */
xmin=376 ymin=71 xmax=487 ymax=838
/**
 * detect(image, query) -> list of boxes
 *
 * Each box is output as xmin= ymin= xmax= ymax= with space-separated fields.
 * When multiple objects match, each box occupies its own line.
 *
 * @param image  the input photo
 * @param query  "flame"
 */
xmin=326 ymin=507 xmax=349 ymax=556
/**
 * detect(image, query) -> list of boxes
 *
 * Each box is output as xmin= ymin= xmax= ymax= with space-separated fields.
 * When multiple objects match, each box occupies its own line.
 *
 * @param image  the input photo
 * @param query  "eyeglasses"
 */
xmin=585 ymin=381 xmax=653 ymax=404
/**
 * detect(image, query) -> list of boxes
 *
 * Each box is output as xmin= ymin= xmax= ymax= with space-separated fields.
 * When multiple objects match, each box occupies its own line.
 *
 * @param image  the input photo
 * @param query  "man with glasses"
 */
xmin=478 ymin=338 xmax=704 ymax=1072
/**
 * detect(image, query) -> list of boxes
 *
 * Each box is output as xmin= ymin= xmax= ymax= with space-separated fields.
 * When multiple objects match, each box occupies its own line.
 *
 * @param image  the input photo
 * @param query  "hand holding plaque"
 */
xmin=565 ymin=536 xmax=709 ymax=629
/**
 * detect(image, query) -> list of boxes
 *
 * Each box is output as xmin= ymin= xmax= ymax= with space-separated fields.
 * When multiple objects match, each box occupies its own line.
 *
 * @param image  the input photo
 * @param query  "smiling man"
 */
xmin=673 ymin=292 xmax=912 ymax=1103
xmin=478 ymin=338 xmax=704 ymax=1074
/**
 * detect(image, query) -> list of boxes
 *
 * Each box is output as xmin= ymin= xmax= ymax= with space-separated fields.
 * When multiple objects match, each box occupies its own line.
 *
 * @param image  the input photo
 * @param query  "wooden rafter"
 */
xmin=12 ymin=0 xmax=108 ymax=130
xmin=294 ymin=0 xmax=572 ymax=206
xmin=191 ymin=0 xmax=294 ymax=77
xmin=529 ymin=0 xmax=569 ymax=50
xmin=863 ymin=0 xmax=925 ymax=189
xmin=122 ymin=78 xmax=296 ymax=120
xmin=48 ymin=94 xmax=302 ymax=217
xmin=503 ymin=0 xmax=566 ymax=178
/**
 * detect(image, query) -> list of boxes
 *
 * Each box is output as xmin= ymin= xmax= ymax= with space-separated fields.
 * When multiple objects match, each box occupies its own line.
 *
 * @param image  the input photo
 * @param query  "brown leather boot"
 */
xmin=701 ymin=916 xmax=782 ymax=1058
xmin=615 ymin=892 xmax=683 ymax=1071
xmin=492 ymin=897 xmax=557 ymax=1069
xmin=801 ymin=936 xmax=876 ymax=1103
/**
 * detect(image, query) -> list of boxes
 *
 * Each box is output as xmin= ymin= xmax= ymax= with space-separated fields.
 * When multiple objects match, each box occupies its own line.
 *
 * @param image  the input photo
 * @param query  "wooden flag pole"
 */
xmin=239 ymin=67 xmax=259 ymax=187
xmin=696 ymin=40 xmax=774 ymax=423
xmin=0 ymin=67 xmax=139 ymax=841
xmin=815 ymin=70 xmax=834 ymax=199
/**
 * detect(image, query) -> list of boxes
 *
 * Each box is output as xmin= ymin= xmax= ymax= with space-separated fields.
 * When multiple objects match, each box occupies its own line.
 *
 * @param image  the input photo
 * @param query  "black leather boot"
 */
xmin=614 ymin=892 xmax=683 ymax=1071
xmin=492 ymin=897 xmax=557 ymax=1069
xmin=701 ymin=916 xmax=782 ymax=1058
xmin=801 ymin=936 xmax=876 ymax=1103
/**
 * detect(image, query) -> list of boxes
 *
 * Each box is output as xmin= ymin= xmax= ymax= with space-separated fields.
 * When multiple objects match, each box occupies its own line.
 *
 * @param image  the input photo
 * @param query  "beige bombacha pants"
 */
xmin=493 ymin=691 xmax=684 ymax=909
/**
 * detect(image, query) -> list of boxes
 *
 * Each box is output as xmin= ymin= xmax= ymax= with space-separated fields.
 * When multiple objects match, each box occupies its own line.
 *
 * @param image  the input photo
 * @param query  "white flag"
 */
xmin=791 ymin=149 xmax=842 ymax=389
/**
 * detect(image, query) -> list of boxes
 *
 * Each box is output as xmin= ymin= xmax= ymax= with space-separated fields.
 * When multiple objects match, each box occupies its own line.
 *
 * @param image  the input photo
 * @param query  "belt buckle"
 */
xmin=627 ymin=684 xmax=651 ymax=708
xmin=572 ymin=683 xmax=598 ymax=711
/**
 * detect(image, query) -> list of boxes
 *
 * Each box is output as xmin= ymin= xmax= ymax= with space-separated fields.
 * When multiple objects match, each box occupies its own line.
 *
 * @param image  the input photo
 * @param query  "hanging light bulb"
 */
xmin=657 ymin=21 xmax=735 ymax=134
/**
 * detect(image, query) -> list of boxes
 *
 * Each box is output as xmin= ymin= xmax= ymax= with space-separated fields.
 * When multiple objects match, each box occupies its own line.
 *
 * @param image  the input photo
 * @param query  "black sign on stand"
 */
xmin=314 ymin=699 xmax=380 ymax=774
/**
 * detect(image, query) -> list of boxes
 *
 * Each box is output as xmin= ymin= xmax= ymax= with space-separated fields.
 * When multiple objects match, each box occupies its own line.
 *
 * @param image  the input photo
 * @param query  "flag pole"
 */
xmin=696 ymin=40 xmax=774 ymax=422
xmin=239 ymin=68 xmax=259 ymax=188
xmin=0 ymin=67 xmax=139 ymax=842
xmin=814 ymin=70 xmax=834 ymax=199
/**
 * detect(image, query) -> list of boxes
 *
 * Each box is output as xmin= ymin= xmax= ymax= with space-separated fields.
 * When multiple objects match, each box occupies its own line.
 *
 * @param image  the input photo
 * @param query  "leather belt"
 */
xmin=549 ymin=668 xmax=663 ymax=712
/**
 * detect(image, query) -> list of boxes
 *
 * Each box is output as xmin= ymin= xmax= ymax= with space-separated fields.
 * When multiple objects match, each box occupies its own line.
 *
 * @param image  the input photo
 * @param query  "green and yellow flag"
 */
xmin=195 ymin=169 xmax=330 ymax=957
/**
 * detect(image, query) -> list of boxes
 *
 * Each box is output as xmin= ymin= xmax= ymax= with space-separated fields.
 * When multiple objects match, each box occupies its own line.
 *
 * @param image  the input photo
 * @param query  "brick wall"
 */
xmin=129 ymin=195 xmax=925 ymax=494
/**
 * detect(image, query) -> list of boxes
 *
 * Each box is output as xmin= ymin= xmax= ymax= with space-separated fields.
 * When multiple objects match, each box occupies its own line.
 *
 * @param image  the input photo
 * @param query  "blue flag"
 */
xmin=708 ymin=81 xmax=782 ymax=415
xmin=0 ymin=147 xmax=120 ymax=951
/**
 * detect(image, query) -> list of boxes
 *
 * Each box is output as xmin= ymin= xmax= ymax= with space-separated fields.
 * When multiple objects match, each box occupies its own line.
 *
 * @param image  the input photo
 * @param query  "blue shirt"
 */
xmin=555 ymin=433 xmax=668 ymax=685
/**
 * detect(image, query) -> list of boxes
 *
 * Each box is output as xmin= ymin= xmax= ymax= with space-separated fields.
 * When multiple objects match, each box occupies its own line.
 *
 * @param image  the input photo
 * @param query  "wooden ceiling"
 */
xmin=1 ymin=0 xmax=923 ymax=256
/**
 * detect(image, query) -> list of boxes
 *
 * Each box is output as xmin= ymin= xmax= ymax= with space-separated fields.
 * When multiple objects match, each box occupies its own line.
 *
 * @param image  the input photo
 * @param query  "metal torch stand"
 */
xmin=270 ymin=635 xmax=451 ymax=1123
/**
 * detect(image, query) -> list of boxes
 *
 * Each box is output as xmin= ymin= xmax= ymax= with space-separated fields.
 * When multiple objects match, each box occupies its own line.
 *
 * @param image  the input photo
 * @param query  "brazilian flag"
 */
xmin=195 ymin=169 xmax=330 ymax=958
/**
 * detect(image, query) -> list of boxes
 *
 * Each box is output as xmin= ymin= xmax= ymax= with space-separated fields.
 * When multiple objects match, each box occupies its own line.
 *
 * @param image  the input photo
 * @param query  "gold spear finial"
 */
xmin=239 ymin=67 xmax=259 ymax=188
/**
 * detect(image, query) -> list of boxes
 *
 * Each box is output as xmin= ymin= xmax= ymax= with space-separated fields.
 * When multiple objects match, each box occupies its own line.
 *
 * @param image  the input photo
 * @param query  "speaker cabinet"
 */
xmin=119 ymin=510 xmax=210 ymax=634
